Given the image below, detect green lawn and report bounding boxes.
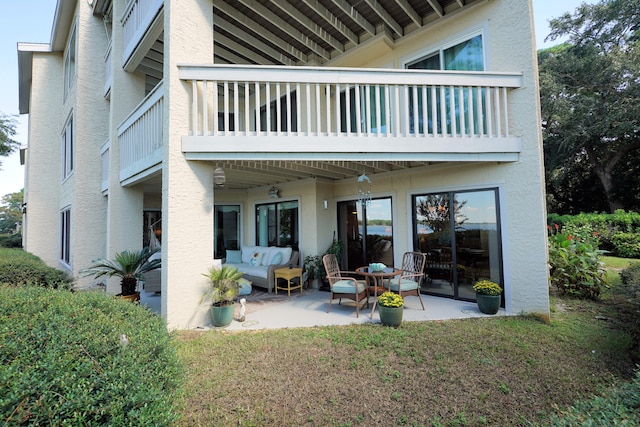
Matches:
[175,258,639,426]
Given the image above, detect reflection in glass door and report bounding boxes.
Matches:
[413,189,502,303]
[338,197,394,271]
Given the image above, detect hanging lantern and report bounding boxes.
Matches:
[213,166,226,188]
[357,172,372,207]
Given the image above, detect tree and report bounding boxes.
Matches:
[0,190,24,234]
[539,0,640,213]
[0,113,19,169]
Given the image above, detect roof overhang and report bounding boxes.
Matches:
[17,43,51,114]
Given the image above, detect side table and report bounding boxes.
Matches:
[274,267,303,296]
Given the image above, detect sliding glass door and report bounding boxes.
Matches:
[338,197,394,271]
[413,188,502,303]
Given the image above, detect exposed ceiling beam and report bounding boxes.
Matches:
[456,0,465,7]
[427,0,444,18]
[234,0,332,61]
[395,0,422,27]
[329,0,376,37]
[300,0,359,46]
[214,44,256,64]
[214,18,297,65]
[364,0,403,36]
[214,32,280,65]
[215,2,309,64]
[269,1,345,54]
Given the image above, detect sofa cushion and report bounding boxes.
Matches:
[264,247,293,266]
[226,262,268,279]
[249,252,264,266]
[241,246,256,263]
[226,250,242,263]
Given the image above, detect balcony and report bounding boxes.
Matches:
[121,0,163,71]
[179,64,523,162]
[118,82,164,184]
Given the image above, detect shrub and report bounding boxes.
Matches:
[0,234,22,248]
[472,280,503,296]
[547,210,640,257]
[620,262,640,308]
[548,228,608,299]
[0,248,74,289]
[611,232,640,258]
[0,285,182,425]
[541,369,640,426]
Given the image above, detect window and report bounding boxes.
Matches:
[215,205,241,258]
[63,22,77,98]
[407,34,485,135]
[60,208,71,265]
[255,201,298,248]
[61,115,74,180]
[412,188,502,303]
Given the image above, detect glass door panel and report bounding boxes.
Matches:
[214,205,240,259]
[338,197,394,271]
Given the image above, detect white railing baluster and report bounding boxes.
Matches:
[202,80,208,135]
[191,80,198,136]
[245,81,250,134]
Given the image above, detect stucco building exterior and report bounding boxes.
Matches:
[18,0,550,329]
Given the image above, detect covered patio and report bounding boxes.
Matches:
[139,287,506,331]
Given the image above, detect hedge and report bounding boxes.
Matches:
[547,210,640,257]
[0,286,182,426]
[0,248,74,289]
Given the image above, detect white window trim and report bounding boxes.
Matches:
[60,206,72,268]
[63,19,78,100]
[401,24,489,71]
[61,113,74,181]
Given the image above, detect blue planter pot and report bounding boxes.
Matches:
[476,294,501,315]
[210,303,235,327]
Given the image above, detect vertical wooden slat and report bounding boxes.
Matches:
[449,86,457,137]
[335,83,341,135]
[502,86,508,137]
[244,81,250,135]
[412,85,419,135]
[467,86,475,136]
[202,80,208,135]
[458,86,466,136]
[191,80,198,135]
[255,82,261,133]
[223,81,229,136]
[394,85,401,137]
[286,82,292,134]
[233,81,239,133]
[345,83,351,136]
[266,82,271,133]
[212,81,219,135]
[485,86,493,137]
[430,86,437,136]
[324,84,330,134]
[355,84,361,136]
[295,83,300,134]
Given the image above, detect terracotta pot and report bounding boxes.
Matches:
[116,292,140,303]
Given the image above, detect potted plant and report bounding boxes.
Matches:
[202,264,244,327]
[472,280,503,314]
[377,291,404,327]
[303,255,323,289]
[81,247,161,302]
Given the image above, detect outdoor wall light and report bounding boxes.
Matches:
[357,172,372,207]
[269,187,279,199]
[213,166,226,188]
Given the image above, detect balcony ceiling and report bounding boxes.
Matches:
[212,0,482,66]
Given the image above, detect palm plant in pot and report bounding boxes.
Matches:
[472,280,503,314]
[81,247,161,302]
[202,265,244,327]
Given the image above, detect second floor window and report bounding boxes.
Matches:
[64,23,77,98]
[61,115,74,180]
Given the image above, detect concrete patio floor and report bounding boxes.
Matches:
[138,289,508,331]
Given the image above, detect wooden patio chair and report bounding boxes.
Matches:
[389,251,427,310]
[322,254,369,317]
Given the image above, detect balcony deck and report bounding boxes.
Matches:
[180,64,523,162]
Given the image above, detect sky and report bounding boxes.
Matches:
[0,0,597,200]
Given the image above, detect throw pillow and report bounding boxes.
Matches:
[269,252,283,265]
[226,250,241,263]
[249,252,263,266]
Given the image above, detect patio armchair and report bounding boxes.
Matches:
[322,254,369,317]
[389,251,426,310]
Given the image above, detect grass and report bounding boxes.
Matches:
[175,258,639,426]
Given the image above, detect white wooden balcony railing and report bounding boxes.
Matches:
[179,64,523,159]
[118,82,163,183]
[121,0,163,67]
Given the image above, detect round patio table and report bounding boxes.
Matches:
[356,266,402,319]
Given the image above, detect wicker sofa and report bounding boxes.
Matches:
[224,246,299,293]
